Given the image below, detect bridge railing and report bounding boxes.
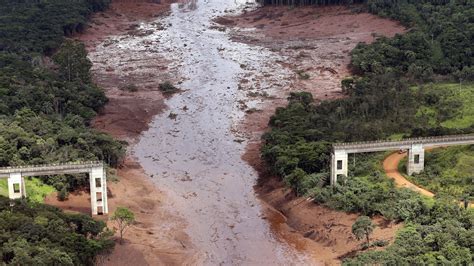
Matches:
[333,134,474,151]
[0,161,103,174]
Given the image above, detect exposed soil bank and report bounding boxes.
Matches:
[48,1,198,265]
[131,1,315,264]
[47,160,197,265]
[80,0,179,141]
[244,142,402,264]
[220,5,406,263]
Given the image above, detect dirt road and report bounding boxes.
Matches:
[383,152,435,197]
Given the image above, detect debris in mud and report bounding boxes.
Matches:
[151,22,166,30]
[245,108,262,114]
[128,28,155,37]
[304,230,315,239]
[213,17,235,26]
[247,91,269,98]
[180,172,193,182]
[103,39,119,47]
[159,81,180,95]
[168,112,178,120]
[316,66,338,75]
[120,83,138,92]
[296,70,310,80]
[182,192,197,199]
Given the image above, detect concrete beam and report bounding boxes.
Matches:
[0,161,108,216]
[333,134,474,154]
[330,134,474,185]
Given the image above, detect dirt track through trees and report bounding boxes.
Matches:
[383,152,435,197]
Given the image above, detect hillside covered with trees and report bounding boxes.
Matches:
[0,197,113,265]
[0,0,124,195]
[0,0,122,263]
[262,0,474,263]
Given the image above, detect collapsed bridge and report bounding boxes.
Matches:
[0,161,108,215]
[331,134,474,185]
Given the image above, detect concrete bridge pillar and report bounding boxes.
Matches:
[407,144,425,175]
[8,173,26,199]
[90,166,108,215]
[331,150,348,185]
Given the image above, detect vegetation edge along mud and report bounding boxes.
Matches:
[0,0,473,265]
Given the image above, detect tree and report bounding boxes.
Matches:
[352,216,375,246]
[111,207,135,244]
[52,40,92,83]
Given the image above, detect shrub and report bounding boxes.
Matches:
[159,81,178,94]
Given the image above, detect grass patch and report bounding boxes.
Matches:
[400,145,474,199]
[415,83,474,129]
[0,177,56,203]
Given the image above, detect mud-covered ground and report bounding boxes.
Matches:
[48,1,199,265]
[48,1,407,265]
[218,4,406,262]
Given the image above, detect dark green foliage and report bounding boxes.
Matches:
[53,40,93,83]
[0,196,114,265]
[0,0,124,190]
[355,0,474,80]
[0,2,118,262]
[159,81,179,94]
[0,0,110,54]
[307,154,430,221]
[345,218,474,265]
[262,1,474,263]
[262,1,474,195]
[405,145,474,199]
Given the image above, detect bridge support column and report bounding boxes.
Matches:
[8,173,26,199]
[90,166,108,215]
[331,150,348,185]
[408,144,425,175]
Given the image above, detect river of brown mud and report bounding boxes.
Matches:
[70,0,407,265]
[218,4,407,264]
[132,0,317,264]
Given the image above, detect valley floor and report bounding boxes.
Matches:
[47,1,409,264]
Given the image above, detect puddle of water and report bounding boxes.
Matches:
[133,0,309,264]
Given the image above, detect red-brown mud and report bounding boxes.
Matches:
[78,0,179,141]
[220,5,406,263]
[48,3,406,264]
[46,159,196,265]
[46,1,198,265]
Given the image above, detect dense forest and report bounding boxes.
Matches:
[0,197,113,265]
[0,0,124,195]
[0,0,121,263]
[262,0,474,263]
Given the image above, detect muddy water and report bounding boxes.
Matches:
[131,0,311,264]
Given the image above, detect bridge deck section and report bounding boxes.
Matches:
[0,161,103,178]
[333,134,474,154]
